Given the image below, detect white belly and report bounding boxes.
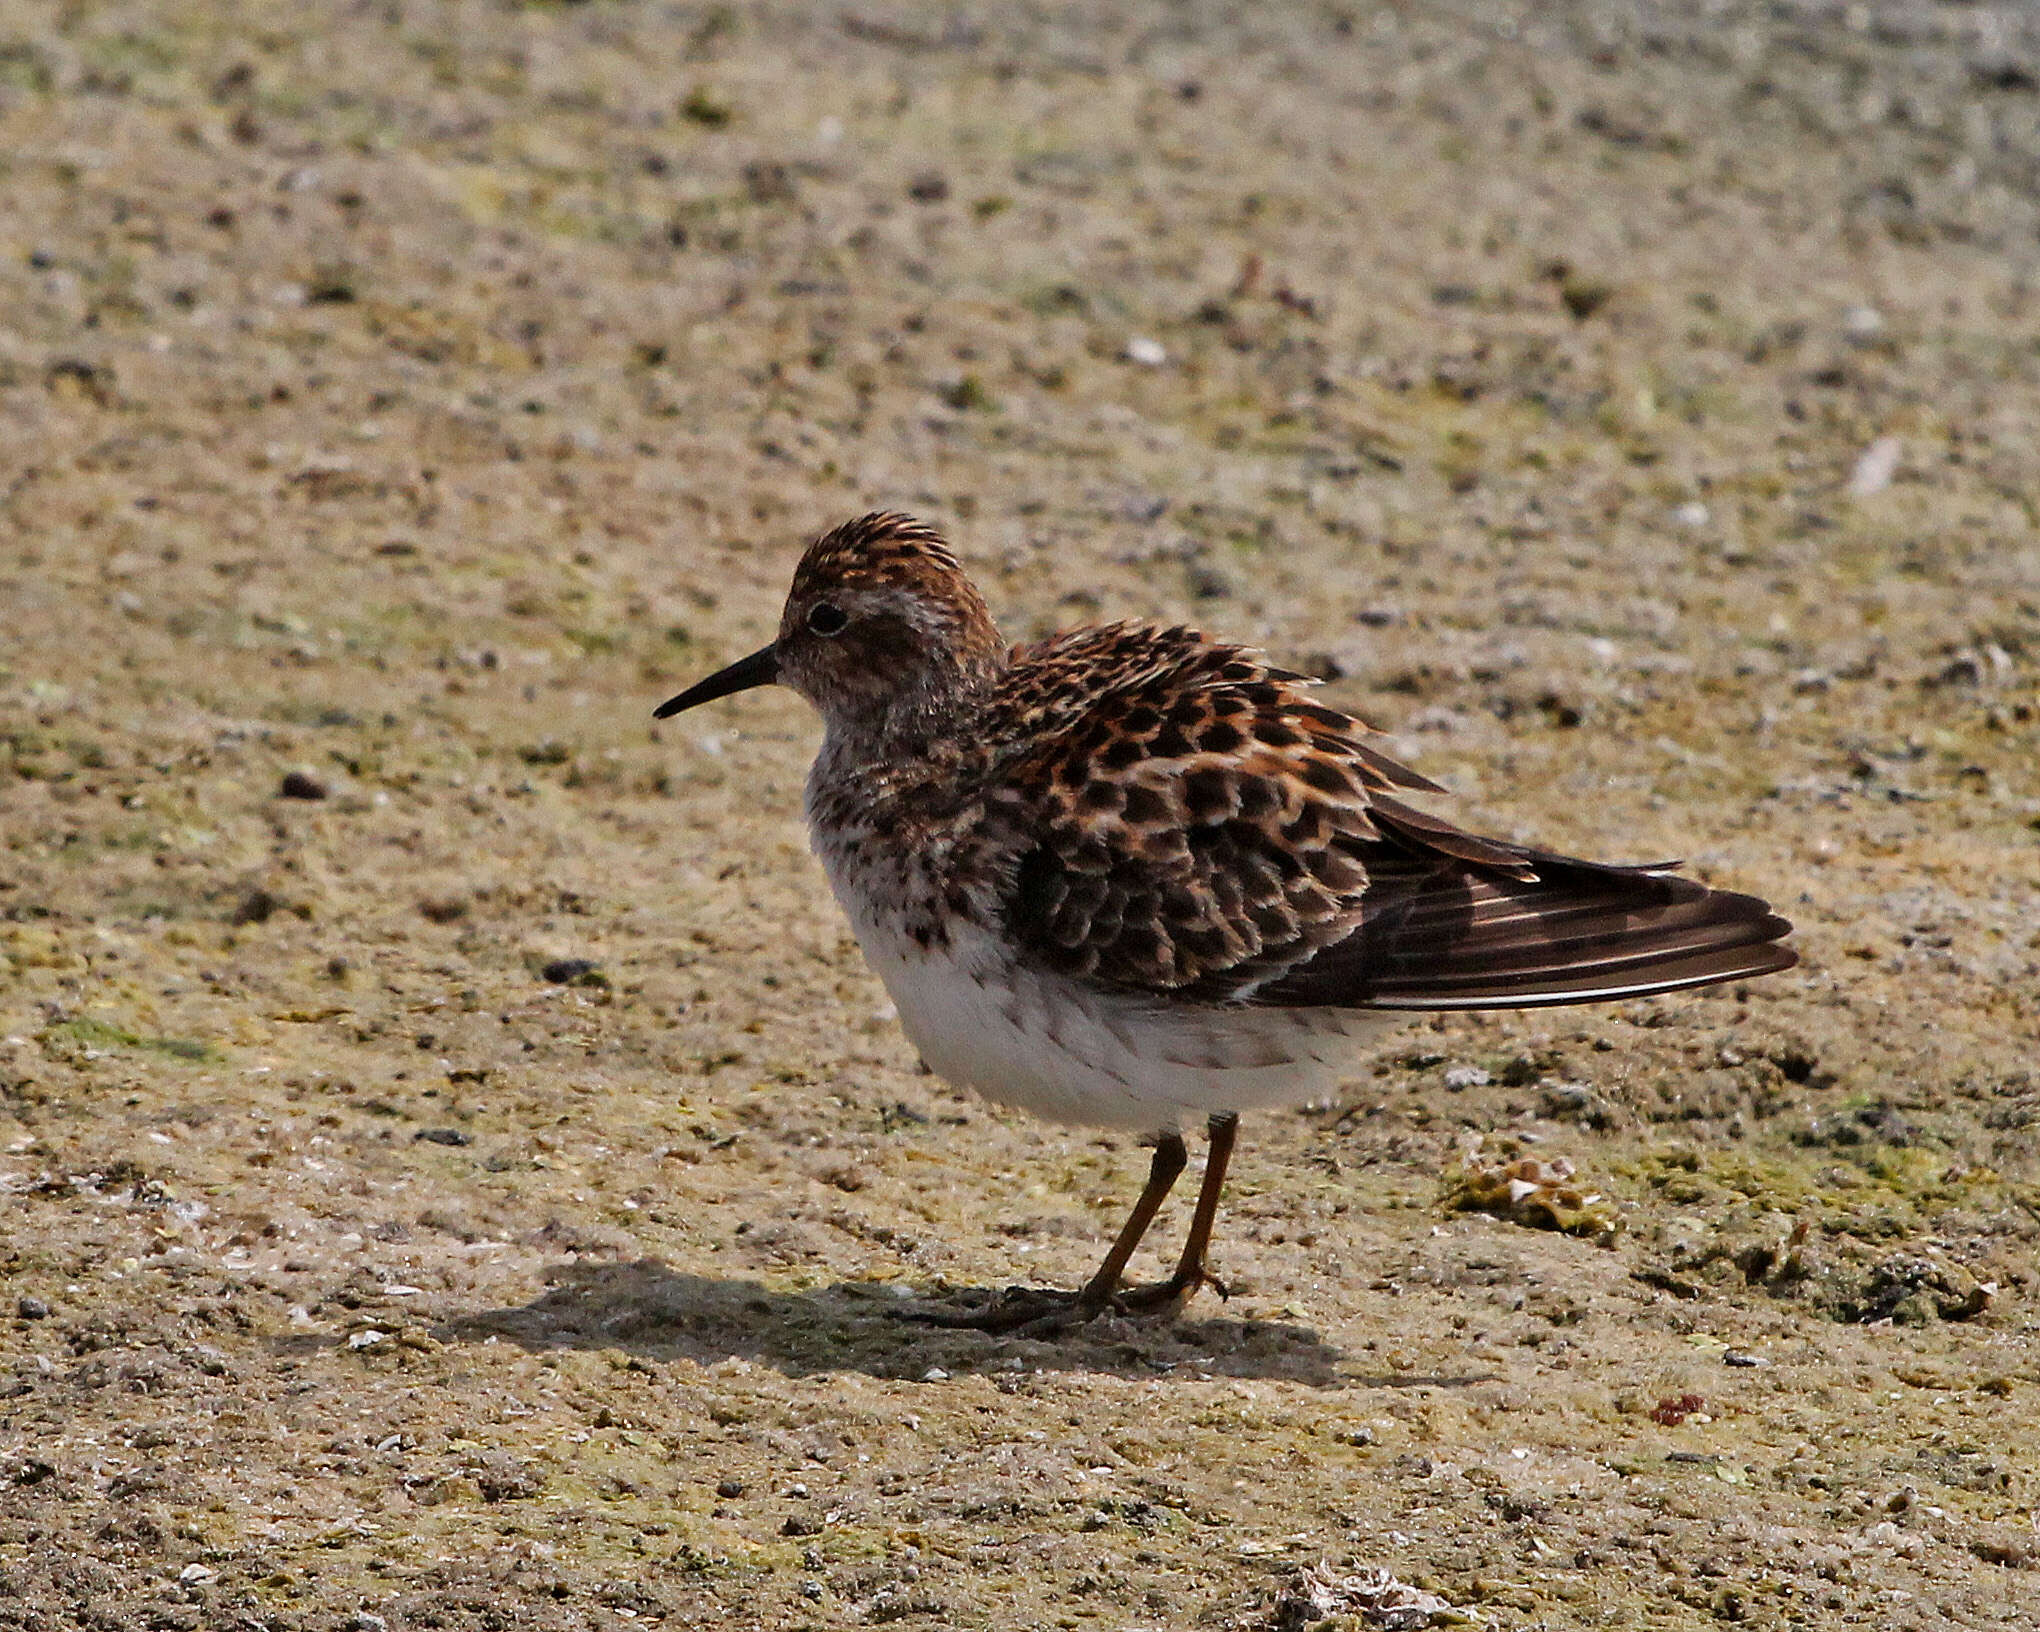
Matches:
[852,915,1393,1134]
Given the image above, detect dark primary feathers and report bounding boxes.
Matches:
[987,624,1795,1010]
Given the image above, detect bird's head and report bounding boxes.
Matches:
[655,513,1005,745]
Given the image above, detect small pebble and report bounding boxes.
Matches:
[1443,1065,1491,1091]
[1672,501,1711,529]
[1847,435,1902,498]
[540,957,600,985]
[278,770,328,800]
[1123,336,1167,366]
[922,1366,950,1382]
[17,1296,50,1320]
[414,1128,471,1147]
[716,1477,745,1499]
[1724,1349,1767,1367]
[1541,1081,1592,1113]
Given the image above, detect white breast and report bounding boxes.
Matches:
[806,756,1393,1134]
[845,908,1391,1134]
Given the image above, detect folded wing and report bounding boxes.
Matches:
[1254,797,1796,1009]
[988,630,1794,1010]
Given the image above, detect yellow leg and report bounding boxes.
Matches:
[1118,1113,1237,1312]
[1071,1129,1189,1313]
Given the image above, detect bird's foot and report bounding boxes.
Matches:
[895,1268,1227,1336]
[1113,1265,1230,1317]
[893,1284,1105,1336]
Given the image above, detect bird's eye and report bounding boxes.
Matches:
[806,601,848,637]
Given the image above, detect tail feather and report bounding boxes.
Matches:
[1255,802,1797,1010]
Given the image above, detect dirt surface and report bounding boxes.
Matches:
[4,2,2040,1627]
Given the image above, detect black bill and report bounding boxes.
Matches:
[653,643,780,718]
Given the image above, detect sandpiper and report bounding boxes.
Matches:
[657,514,1796,1331]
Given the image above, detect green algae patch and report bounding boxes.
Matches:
[1622,1141,1998,1240]
[1625,1141,2016,1324]
[36,1016,215,1064]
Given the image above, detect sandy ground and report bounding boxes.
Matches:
[3,1,2040,1627]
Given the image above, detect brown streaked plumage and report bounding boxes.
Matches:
[658,513,1797,1332]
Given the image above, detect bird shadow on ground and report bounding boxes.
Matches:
[435,1256,1418,1388]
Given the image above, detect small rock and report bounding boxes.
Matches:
[1858,1252,1993,1324]
[1271,1562,1475,1630]
[1672,500,1711,529]
[473,1450,547,1502]
[1972,54,2040,92]
[716,1477,745,1499]
[414,1128,471,1147]
[781,1513,824,1538]
[1922,647,2010,690]
[1847,435,1902,498]
[16,1296,50,1320]
[539,958,602,985]
[231,888,284,926]
[922,1366,949,1382]
[1443,1065,1491,1091]
[1558,273,1614,320]
[742,161,794,204]
[278,770,328,800]
[1723,1349,1767,1368]
[1123,336,1167,366]
[941,374,997,413]
[1842,305,1884,341]
[906,171,949,202]
[1539,1080,1609,1128]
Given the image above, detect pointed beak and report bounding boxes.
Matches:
[653,643,780,718]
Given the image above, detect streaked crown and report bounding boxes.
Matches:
[787,512,966,599]
[774,513,1006,740]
